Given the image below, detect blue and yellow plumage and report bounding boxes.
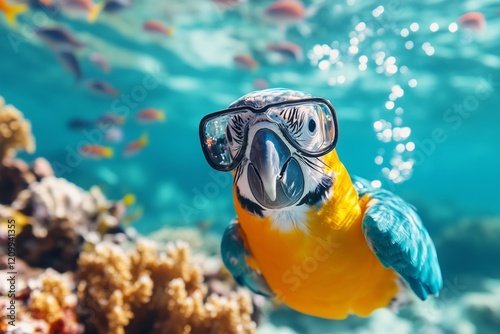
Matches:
[200,88,443,319]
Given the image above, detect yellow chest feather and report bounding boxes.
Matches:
[233,152,399,319]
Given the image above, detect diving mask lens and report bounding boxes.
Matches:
[200,98,338,171]
[267,101,337,156]
[201,114,235,171]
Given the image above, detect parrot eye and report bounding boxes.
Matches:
[308,118,317,134]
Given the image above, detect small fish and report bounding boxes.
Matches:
[67,118,95,131]
[234,54,258,70]
[86,79,119,97]
[0,0,28,25]
[89,52,110,73]
[122,193,136,206]
[56,49,82,81]
[263,0,306,24]
[88,0,132,22]
[263,0,320,35]
[253,78,269,90]
[102,0,131,13]
[267,41,304,62]
[58,0,101,21]
[458,12,486,32]
[98,112,125,126]
[143,20,175,36]
[104,127,123,143]
[123,132,148,157]
[136,108,165,123]
[80,144,113,158]
[0,208,30,235]
[35,26,85,50]
[196,220,213,232]
[61,0,94,11]
[122,205,143,226]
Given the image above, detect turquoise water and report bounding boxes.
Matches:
[1,0,499,330]
[2,1,499,232]
[2,1,499,233]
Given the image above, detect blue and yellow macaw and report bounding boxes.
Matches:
[199,88,442,319]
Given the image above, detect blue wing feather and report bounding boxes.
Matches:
[352,176,443,300]
[221,220,274,297]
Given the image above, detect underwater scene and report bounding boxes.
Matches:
[0,0,499,333]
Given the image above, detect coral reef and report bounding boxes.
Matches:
[0,96,35,163]
[0,98,129,272]
[0,100,260,334]
[0,264,81,333]
[9,176,127,272]
[77,240,256,334]
[147,226,220,256]
[0,158,36,205]
[1,241,260,334]
[27,268,82,333]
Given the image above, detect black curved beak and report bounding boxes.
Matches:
[247,128,304,209]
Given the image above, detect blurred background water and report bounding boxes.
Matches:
[1,0,499,332]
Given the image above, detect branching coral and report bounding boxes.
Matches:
[77,240,256,334]
[28,268,81,332]
[0,267,81,333]
[0,96,35,162]
[11,176,126,272]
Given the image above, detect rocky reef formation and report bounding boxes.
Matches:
[12,175,127,272]
[0,96,258,333]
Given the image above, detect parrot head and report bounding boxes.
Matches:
[200,89,339,224]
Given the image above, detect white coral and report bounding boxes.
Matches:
[12,176,111,238]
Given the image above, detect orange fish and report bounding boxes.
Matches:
[123,133,148,157]
[143,20,175,36]
[80,144,113,158]
[136,108,165,123]
[263,0,306,24]
[0,0,28,26]
[458,12,486,32]
[234,54,258,70]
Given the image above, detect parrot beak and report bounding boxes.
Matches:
[247,128,304,209]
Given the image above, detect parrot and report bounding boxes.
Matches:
[198,88,443,319]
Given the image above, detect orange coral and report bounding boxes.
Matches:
[77,240,256,334]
